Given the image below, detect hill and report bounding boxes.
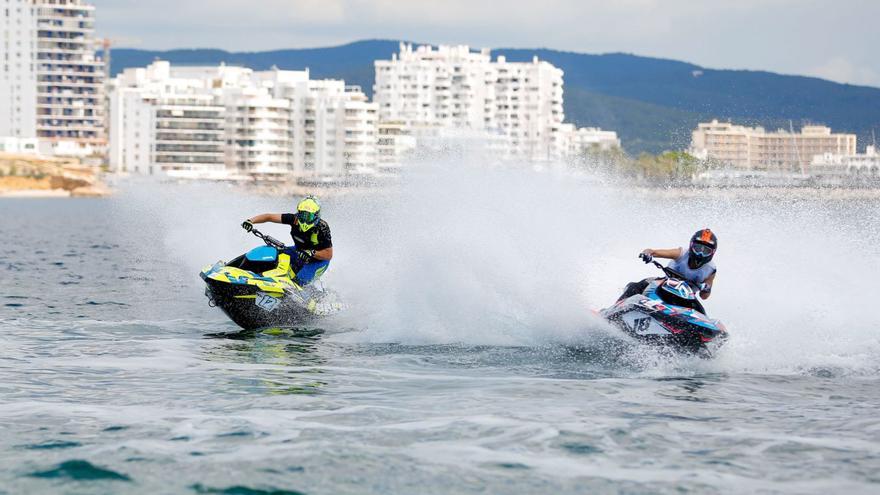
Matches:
[109,40,880,154]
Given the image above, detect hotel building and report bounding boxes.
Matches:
[691,120,857,172]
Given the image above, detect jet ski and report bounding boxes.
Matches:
[200,226,343,330]
[598,257,728,357]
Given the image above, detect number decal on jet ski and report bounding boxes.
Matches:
[255,292,280,312]
[632,317,651,334]
[622,311,670,336]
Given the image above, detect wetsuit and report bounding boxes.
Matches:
[280,214,332,285]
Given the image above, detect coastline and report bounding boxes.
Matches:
[0,152,111,198]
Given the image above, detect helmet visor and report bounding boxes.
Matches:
[297,210,318,225]
[690,242,715,259]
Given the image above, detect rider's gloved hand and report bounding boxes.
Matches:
[297,249,315,264]
[639,251,653,263]
[242,220,254,232]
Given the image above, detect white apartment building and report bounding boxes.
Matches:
[374,44,497,132]
[109,61,378,178]
[1,0,37,140]
[494,55,564,161]
[691,119,857,172]
[223,88,293,175]
[812,145,880,177]
[276,79,378,176]
[374,43,599,162]
[1,0,105,155]
[109,61,227,176]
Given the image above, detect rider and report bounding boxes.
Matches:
[241,195,333,288]
[618,228,718,311]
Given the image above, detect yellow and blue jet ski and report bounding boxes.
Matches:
[200,227,343,329]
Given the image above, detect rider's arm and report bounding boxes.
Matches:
[248,213,282,224]
[700,272,716,300]
[313,247,333,261]
[642,247,683,260]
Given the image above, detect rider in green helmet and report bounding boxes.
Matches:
[242,195,333,286]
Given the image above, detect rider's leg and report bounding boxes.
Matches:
[294,259,330,286]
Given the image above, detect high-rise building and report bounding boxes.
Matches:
[374,44,497,132]
[1,0,38,139]
[494,55,563,161]
[691,120,857,172]
[374,43,573,162]
[278,79,378,177]
[223,88,294,175]
[109,61,227,176]
[1,0,105,155]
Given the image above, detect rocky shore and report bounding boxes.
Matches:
[0,153,110,197]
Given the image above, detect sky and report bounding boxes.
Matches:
[91,0,880,87]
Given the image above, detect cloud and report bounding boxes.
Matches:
[90,0,880,86]
[811,57,880,87]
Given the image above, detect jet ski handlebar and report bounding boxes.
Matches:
[648,259,687,281]
[639,254,685,280]
[248,227,287,250]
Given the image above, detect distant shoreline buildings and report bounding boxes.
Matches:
[7,1,874,186]
[104,43,620,178]
[109,61,378,178]
[812,145,880,178]
[690,119,857,172]
[374,44,619,164]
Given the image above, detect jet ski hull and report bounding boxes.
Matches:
[202,274,316,330]
[200,251,342,330]
[599,282,728,357]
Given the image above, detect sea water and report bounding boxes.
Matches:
[1,163,879,494]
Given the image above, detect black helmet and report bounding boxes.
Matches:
[688,228,717,268]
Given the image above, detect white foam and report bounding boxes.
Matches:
[109,157,880,376]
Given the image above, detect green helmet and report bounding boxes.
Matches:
[295,195,321,232]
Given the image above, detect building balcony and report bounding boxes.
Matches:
[38,69,101,78]
[156,158,225,166]
[37,81,103,90]
[37,99,101,107]
[36,46,97,56]
[38,4,96,14]
[155,150,224,156]
[36,24,95,34]
[37,123,102,131]
[38,38,91,49]
[156,116,224,124]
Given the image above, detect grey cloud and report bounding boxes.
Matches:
[91,0,880,86]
